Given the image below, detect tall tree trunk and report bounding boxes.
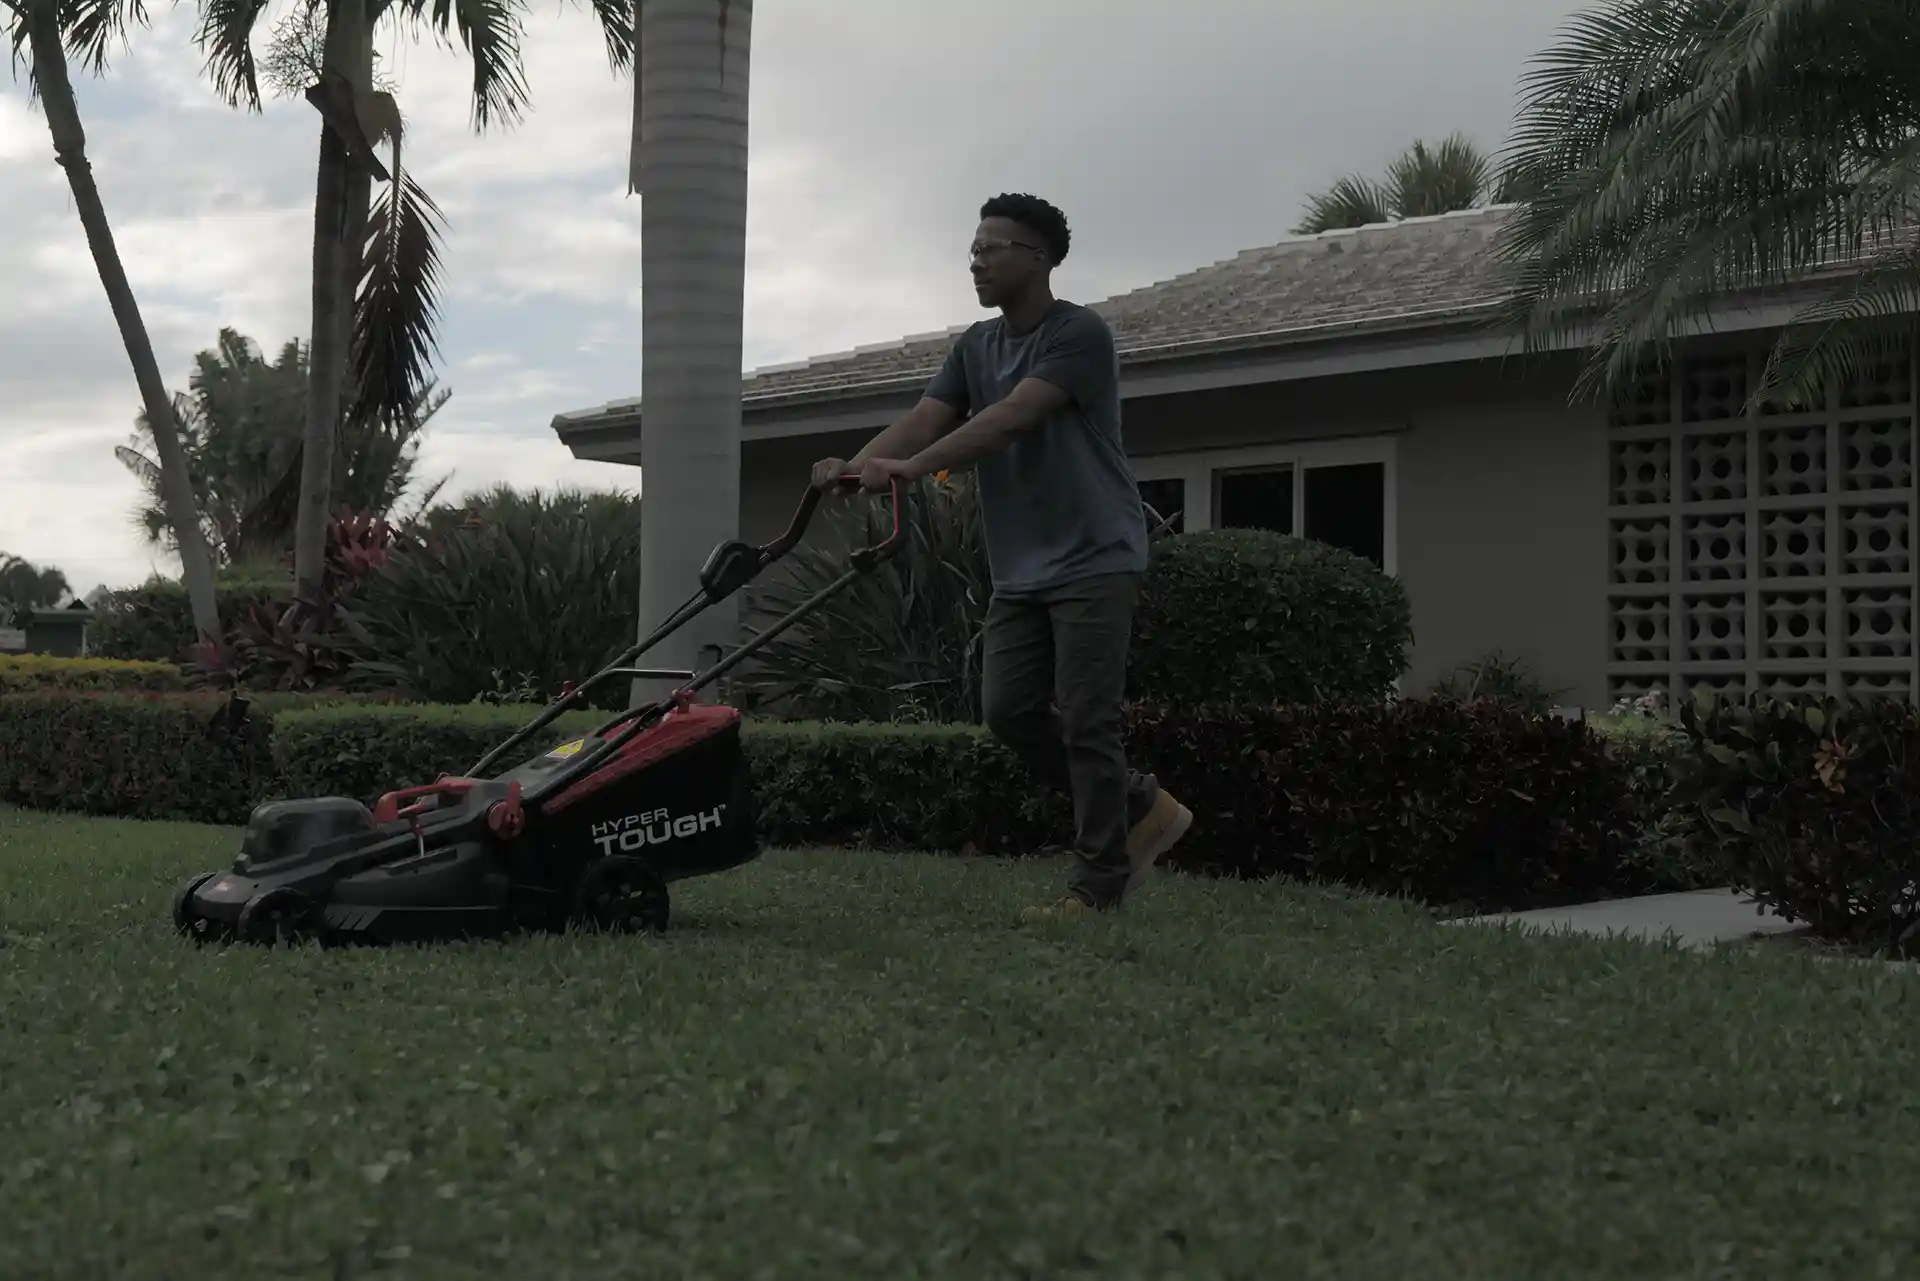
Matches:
[294,0,374,604]
[24,0,223,657]
[630,0,751,705]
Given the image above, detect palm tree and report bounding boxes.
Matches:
[190,0,634,605]
[0,553,72,611]
[114,326,450,571]
[628,0,751,704]
[1293,132,1535,234]
[4,0,225,654]
[1492,0,1920,411]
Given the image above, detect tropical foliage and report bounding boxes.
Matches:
[1494,0,1920,411]
[342,485,649,707]
[1293,132,1534,234]
[114,327,449,571]
[0,554,71,611]
[733,474,994,724]
[187,0,634,599]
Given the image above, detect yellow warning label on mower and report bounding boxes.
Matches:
[546,738,586,759]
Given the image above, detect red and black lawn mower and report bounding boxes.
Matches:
[171,476,902,947]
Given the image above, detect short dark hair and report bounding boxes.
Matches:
[979,192,1071,264]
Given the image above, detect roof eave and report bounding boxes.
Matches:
[551,301,1514,444]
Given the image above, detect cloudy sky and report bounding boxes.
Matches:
[0,0,1590,595]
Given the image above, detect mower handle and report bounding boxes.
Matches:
[760,472,906,565]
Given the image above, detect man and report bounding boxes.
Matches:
[810,192,1192,921]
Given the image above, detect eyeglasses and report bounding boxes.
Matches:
[969,236,1044,262]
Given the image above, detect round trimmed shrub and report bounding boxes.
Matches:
[1129,529,1411,705]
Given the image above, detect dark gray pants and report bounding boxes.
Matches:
[980,572,1157,907]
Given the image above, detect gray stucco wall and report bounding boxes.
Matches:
[724,352,1610,708]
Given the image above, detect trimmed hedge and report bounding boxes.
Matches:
[1678,691,1920,955]
[0,692,276,825]
[1126,699,1637,908]
[0,654,190,693]
[3,689,1654,912]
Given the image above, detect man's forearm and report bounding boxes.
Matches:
[902,401,1032,477]
[851,415,940,468]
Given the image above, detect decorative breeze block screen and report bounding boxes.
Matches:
[1606,342,1918,705]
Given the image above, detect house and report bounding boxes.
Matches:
[551,206,1918,711]
[1,599,94,658]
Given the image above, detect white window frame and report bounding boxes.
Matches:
[1132,435,1400,576]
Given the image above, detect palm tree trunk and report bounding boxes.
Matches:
[630,0,751,705]
[24,0,222,655]
[294,0,374,603]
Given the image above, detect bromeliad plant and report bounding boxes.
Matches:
[189,511,394,690]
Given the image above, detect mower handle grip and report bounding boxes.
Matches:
[760,473,907,565]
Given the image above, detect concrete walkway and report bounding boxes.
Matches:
[1446,888,1920,971]
[1444,888,1801,950]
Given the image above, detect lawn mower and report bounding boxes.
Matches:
[171,475,903,947]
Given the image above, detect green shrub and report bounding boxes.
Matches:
[1428,652,1566,715]
[1587,711,1721,893]
[88,576,291,663]
[1130,530,1411,706]
[340,486,646,709]
[1127,698,1636,910]
[0,692,275,824]
[0,654,189,693]
[1678,691,1920,954]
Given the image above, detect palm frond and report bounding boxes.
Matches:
[1491,0,1920,409]
[1756,231,1920,411]
[114,442,160,488]
[58,0,149,77]
[409,0,531,129]
[580,0,631,72]
[193,0,271,110]
[348,167,447,433]
[1384,133,1493,218]
[1292,175,1391,235]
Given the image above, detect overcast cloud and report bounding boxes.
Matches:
[0,0,1590,594]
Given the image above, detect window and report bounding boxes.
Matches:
[1303,462,1386,568]
[1216,466,1293,533]
[1131,436,1398,574]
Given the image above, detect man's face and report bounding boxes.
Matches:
[969,216,1048,308]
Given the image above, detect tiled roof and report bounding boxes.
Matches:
[555,205,1523,430]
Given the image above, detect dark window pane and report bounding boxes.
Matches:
[1303,462,1385,567]
[1216,467,1293,533]
[1138,478,1185,534]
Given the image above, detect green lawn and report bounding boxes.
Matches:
[3,806,1919,1280]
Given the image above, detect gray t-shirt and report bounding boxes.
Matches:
[924,300,1149,596]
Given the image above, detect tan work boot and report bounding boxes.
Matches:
[1125,786,1193,892]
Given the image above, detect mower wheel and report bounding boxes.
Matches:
[571,856,670,934]
[236,887,319,946]
[172,871,220,942]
